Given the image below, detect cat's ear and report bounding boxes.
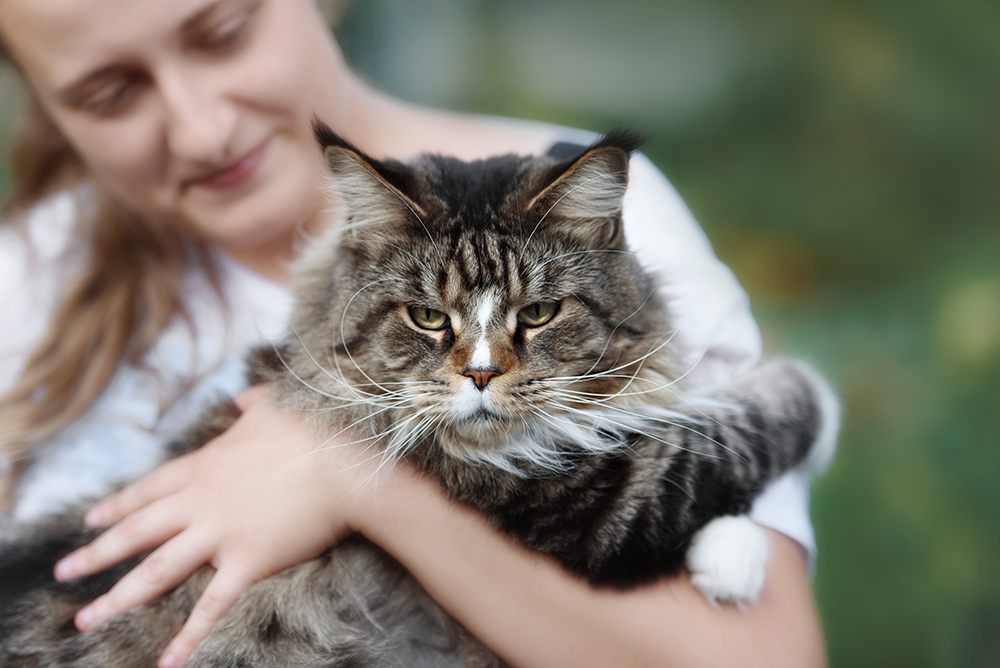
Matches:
[313,119,426,246]
[525,131,642,247]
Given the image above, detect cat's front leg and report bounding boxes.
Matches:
[685,514,770,608]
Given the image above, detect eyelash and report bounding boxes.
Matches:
[80,77,141,115]
[200,10,254,50]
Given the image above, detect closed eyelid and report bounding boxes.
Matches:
[57,67,140,109]
[53,1,261,110]
[182,0,261,46]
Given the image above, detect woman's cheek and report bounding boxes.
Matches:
[67,115,168,210]
[235,4,331,124]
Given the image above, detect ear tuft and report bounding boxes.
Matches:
[594,128,645,156]
[312,118,426,245]
[312,117,367,155]
[525,130,643,246]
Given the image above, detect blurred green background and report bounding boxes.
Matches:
[2,1,998,665]
[340,2,1000,666]
[338,5,1000,663]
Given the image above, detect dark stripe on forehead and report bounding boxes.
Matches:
[475,234,504,286]
[450,246,476,292]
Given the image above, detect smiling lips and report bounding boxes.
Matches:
[192,138,269,191]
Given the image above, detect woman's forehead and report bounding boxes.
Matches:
[0,0,225,87]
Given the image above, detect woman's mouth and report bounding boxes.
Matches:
[192,138,270,191]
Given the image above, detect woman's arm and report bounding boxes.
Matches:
[60,390,825,668]
[361,464,826,668]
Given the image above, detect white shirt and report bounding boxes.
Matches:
[0,150,815,559]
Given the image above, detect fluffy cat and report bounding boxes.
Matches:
[0,125,838,667]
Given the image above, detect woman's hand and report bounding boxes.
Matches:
[53,386,385,668]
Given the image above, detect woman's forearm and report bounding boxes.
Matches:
[357,468,826,668]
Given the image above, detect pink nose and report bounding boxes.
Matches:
[463,368,501,391]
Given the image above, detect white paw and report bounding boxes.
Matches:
[686,515,769,608]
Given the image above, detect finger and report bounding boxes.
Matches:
[86,455,195,527]
[157,569,252,668]
[56,496,185,581]
[74,531,211,632]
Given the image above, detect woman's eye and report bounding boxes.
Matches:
[408,306,450,331]
[201,16,251,49]
[79,79,139,115]
[199,3,260,51]
[517,301,559,327]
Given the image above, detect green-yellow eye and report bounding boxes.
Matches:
[408,306,450,330]
[517,301,559,327]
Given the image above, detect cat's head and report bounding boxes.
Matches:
[284,123,677,474]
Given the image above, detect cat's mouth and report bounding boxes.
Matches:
[456,408,507,425]
[446,408,510,442]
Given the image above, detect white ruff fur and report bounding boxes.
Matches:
[436,399,695,477]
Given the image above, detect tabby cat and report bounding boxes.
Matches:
[0,125,838,667]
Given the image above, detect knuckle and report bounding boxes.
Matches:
[195,591,229,620]
[117,516,143,543]
[140,552,167,586]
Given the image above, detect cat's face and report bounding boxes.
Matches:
[289,128,672,472]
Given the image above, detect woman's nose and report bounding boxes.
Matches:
[158,70,237,164]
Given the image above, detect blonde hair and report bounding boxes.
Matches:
[0,85,207,512]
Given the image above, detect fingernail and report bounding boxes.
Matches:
[76,606,94,629]
[159,653,177,668]
[84,507,104,526]
[54,558,74,581]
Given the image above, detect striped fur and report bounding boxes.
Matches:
[0,128,837,667]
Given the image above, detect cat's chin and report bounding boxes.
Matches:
[448,410,509,437]
[437,414,514,457]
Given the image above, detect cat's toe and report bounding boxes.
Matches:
[686,515,769,607]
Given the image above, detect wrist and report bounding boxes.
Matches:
[349,462,442,544]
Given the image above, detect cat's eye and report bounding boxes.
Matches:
[408,306,450,330]
[517,301,559,327]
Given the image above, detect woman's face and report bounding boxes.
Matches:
[0,0,339,252]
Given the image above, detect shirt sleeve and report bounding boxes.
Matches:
[621,153,816,560]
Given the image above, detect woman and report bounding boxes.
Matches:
[0,1,825,666]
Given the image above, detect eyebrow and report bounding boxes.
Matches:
[54,0,245,103]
